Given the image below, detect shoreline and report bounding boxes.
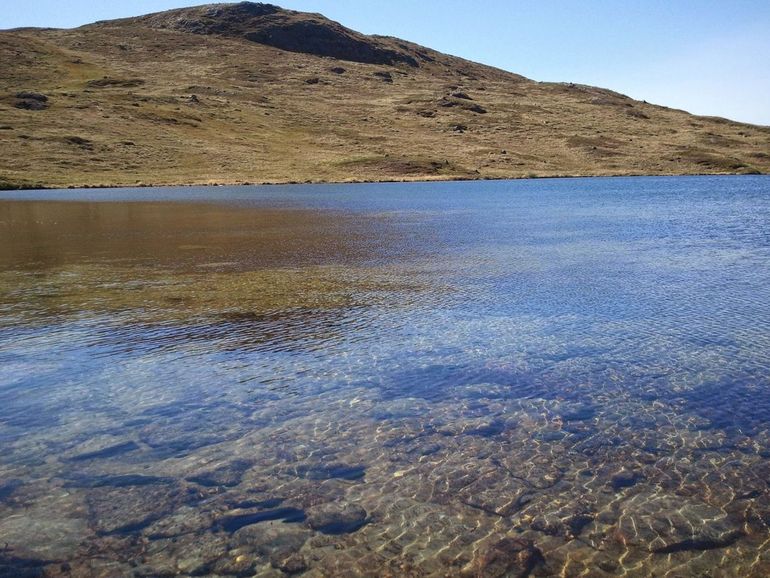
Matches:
[0,170,765,192]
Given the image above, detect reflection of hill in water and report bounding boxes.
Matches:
[0,200,391,271]
[0,199,440,371]
[96,307,370,357]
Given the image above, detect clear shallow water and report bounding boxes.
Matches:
[1,176,770,577]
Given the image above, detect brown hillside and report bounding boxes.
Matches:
[1,1,768,189]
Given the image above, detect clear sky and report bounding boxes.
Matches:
[4,1,769,126]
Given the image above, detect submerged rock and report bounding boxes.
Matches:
[465,418,508,438]
[140,532,230,577]
[463,537,544,578]
[566,512,595,538]
[144,505,214,539]
[613,493,744,555]
[211,553,258,577]
[0,479,22,502]
[233,522,312,559]
[65,473,174,488]
[610,470,641,491]
[293,462,365,481]
[86,485,189,535]
[218,507,307,532]
[67,440,140,462]
[560,404,597,422]
[530,516,563,536]
[0,554,47,578]
[138,409,245,455]
[652,530,744,554]
[0,497,89,561]
[306,503,368,535]
[187,459,253,487]
[273,553,307,574]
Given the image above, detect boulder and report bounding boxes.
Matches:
[306,503,368,534]
[614,493,744,554]
[463,537,544,578]
[232,522,311,557]
[15,91,47,102]
[14,98,47,111]
[187,459,252,487]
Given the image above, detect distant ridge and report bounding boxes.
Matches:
[1,2,768,189]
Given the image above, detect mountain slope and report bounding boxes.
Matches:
[1,2,768,189]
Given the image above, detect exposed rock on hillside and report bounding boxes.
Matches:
[103,2,421,66]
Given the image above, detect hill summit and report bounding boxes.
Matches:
[1,2,768,188]
[101,2,423,66]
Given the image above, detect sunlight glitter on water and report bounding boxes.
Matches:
[1,176,770,576]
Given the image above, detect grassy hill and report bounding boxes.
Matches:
[1,1,768,189]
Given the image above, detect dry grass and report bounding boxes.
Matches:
[1,5,769,189]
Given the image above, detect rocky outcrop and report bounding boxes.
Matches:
[102,2,419,66]
[13,91,48,110]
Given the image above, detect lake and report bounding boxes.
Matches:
[1,175,770,577]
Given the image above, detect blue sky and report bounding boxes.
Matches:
[4,1,769,125]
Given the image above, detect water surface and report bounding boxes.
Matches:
[1,176,770,577]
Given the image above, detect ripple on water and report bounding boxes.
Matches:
[1,177,770,575]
